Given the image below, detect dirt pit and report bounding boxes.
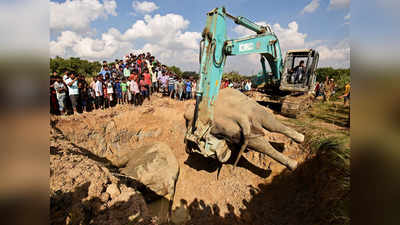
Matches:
[51,94,345,225]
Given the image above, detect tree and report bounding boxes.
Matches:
[168,65,182,77]
[222,71,247,82]
[182,71,199,80]
[316,67,350,97]
[50,57,101,77]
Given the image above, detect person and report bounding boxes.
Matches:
[143,68,151,100]
[114,78,122,105]
[130,76,141,106]
[228,80,234,88]
[88,79,96,110]
[151,69,158,94]
[121,78,128,104]
[103,77,109,108]
[339,82,351,106]
[78,74,90,112]
[223,79,229,89]
[324,76,333,103]
[244,80,252,91]
[160,71,168,94]
[63,71,69,83]
[145,58,156,94]
[50,76,59,114]
[95,75,104,109]
[127,78,132,103]
[185,79,192,100]
[53,76,67,115]
[90,77,98,109]
[100,66,109,80]
[156,69,162,93]
[65,73,80,114]
[123,66,130,78]
[192,80,196,99]
[168,75,176,99]
[139,78,148,103]
[177,78,184,101]
[290,60,306,83]
[106,78,114,104]
[314,81,321,100]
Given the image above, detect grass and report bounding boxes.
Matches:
[281,100,351,224]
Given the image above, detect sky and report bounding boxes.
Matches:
[49,0,350,75]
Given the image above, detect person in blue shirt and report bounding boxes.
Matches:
[185,79,192,100]
[114,78,122,104]
[99,67,108,80]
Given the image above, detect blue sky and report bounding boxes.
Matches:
[50,0,350,74]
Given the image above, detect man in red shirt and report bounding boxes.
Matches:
[130,72,136,81]
[143,68,152,101]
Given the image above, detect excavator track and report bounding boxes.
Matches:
[280,93,313,118]
[245,91,313,118]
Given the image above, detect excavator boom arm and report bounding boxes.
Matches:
[188,7,284,156]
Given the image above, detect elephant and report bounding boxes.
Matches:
[184,88,304,171]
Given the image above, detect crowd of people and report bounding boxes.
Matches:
[50,52,198,115]
[314,76,350,106]
[220,79,253,91]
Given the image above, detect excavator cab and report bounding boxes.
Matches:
[279,49,319,93]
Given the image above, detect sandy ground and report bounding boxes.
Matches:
[51,92,310,224]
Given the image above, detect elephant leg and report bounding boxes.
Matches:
[233,138,248,169]
[248,136,298,170]
[233,119,251,169]
[261,116,304,143]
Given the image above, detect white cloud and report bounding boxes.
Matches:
[104,0,117,16]
[117,13,201,70]
[119,14,190,41]
[329,0,350,9]
[233,21,307,50]
[50,0,117,32]
[301,0,320,14]
[273,22,308,50]
[132,1,159,13]
[50,13,202,71]
[316,39,350,68]
[50,29,133,60]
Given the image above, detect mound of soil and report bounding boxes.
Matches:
[50,127,157,225]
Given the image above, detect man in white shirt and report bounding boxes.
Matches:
[53,76,67,114]
[123,66,130,78]
[95,75,104,109]
[65,73,80,113]
[63,71,69,83]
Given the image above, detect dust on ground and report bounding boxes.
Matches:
[50,92,350,225]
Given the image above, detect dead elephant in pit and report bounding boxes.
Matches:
[111,142,179,221]
[184,88,304,171]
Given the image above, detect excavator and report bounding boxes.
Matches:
[184,7,318,170]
